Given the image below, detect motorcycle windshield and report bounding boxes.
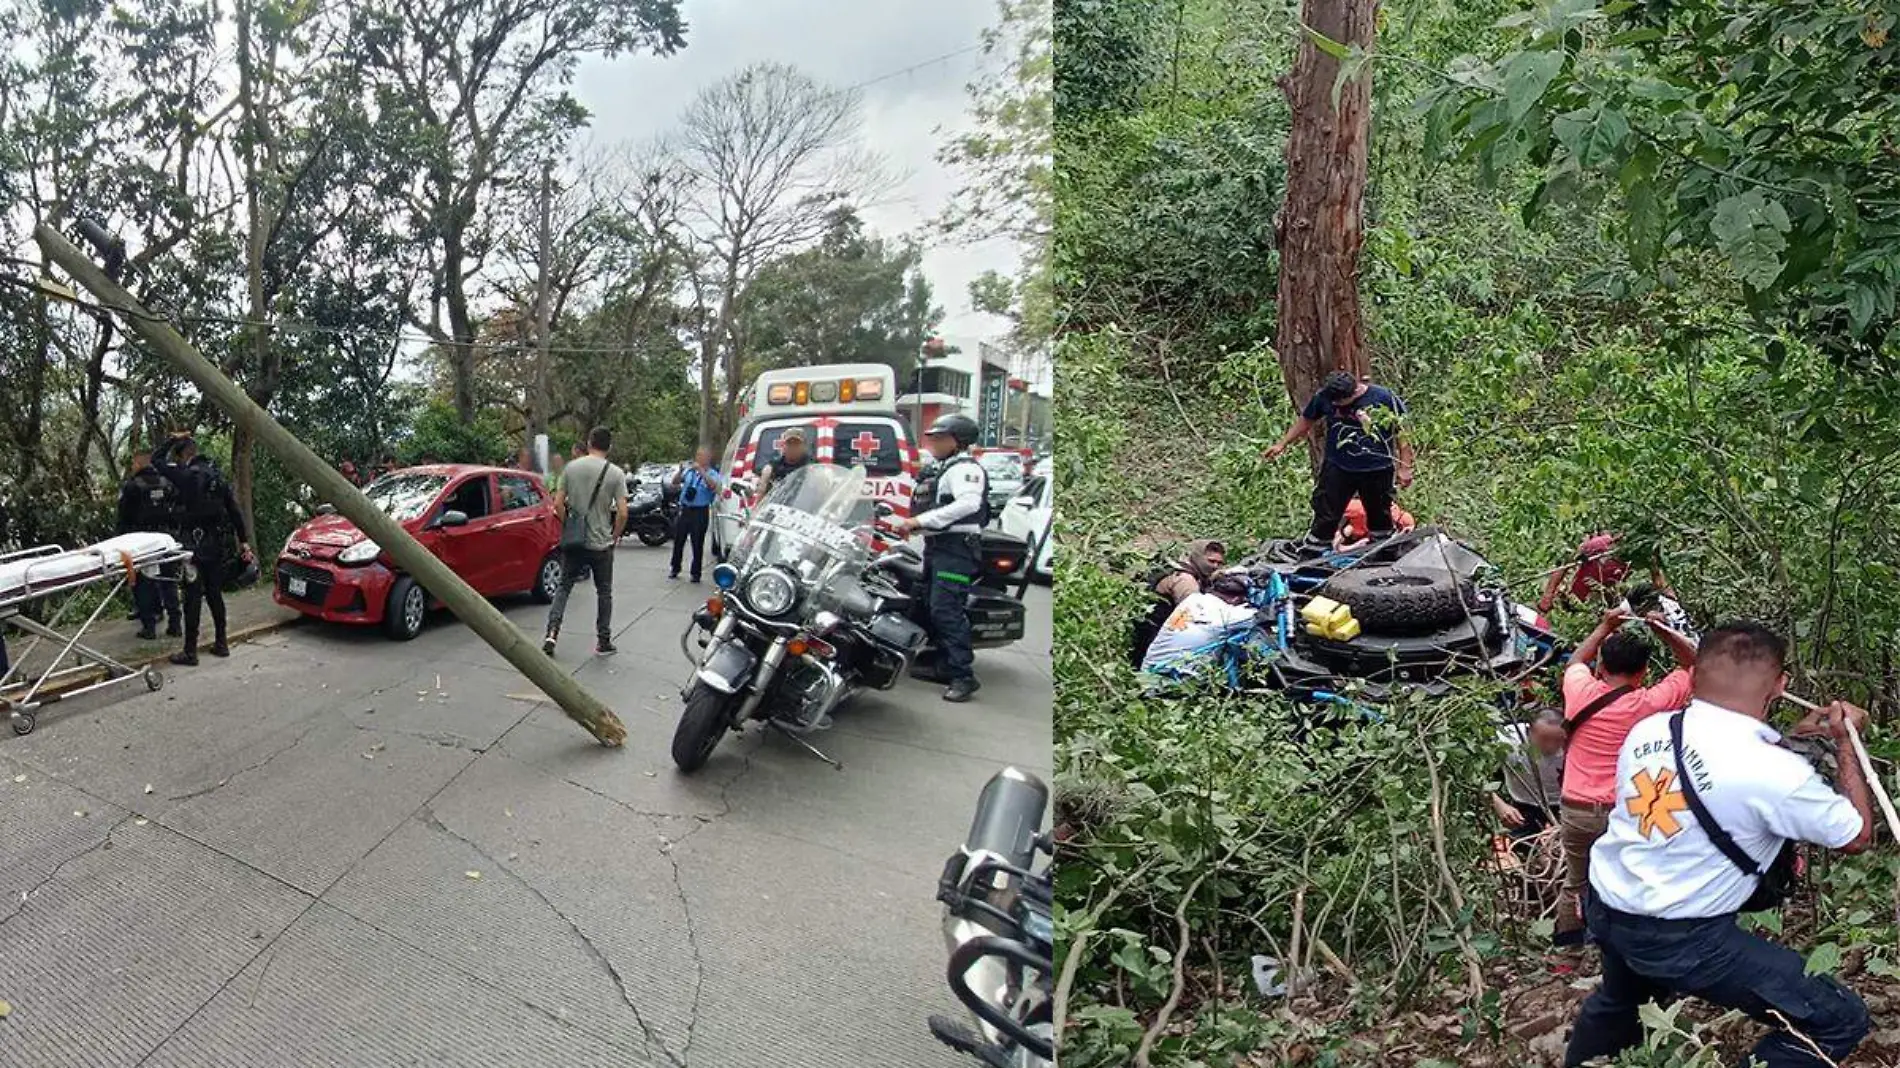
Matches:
[730,464,875,584]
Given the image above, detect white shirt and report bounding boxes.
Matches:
[1590,699,1863,919]
[1140,593,1256,674]
[1618,593,1698,644]
[917,457,988,534]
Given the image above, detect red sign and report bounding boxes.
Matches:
[849,430,881,463]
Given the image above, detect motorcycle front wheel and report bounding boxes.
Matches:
[636,521,670,547]
[672,684,735,773]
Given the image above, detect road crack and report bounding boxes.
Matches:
[166,717,325,802]
[646,814,707,1065]
[0,814,132,929]
[421,810,687,1068]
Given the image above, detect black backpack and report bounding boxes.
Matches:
[131,469,179,530]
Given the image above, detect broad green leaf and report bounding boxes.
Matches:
[1848,286,1877,334]
[1502,49,1565,121]
[1710,192,1791,289]
[1304,24,1350,60]
[1637,998,1681,1036]
[1805,942,1843,975]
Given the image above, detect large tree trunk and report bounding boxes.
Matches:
[1274,0,1378,419]
[445,236,478,423]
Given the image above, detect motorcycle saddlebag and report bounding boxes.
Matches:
[868,612,930,654]
[968,590,1027,646]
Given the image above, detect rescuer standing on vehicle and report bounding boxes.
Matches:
[1261,370,1414,549]
[117,447,183,641]
[898,413,990,703]
[153,432,253,666]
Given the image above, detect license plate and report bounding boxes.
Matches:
[287,577,307,596]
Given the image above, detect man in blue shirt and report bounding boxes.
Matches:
[669,446,724,582]
[1262,370,1414,547]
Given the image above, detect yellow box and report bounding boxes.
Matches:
[1301,596,1360,641]
[1300,596,1350,630]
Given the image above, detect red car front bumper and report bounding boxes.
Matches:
[273,557,396,625]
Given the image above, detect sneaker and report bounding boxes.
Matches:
[541,634,557,657]
[667,570,680,581]
[165,621,182,638]
[209,642,230,658]
[137,626,158,641]
[943,677,981,703]
[596,638,617,656]
[690,575,702,584]
[169,651,199,667]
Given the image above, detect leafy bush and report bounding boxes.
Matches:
[398,400,512,466]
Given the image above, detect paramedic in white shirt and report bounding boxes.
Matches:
[1140,573,1258,679]
[1564,622,1875,1068]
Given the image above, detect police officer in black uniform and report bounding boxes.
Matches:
[897,413,991,703]
[153,433,254,666]
[117,447,183,640]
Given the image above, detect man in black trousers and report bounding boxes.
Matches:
[669,445,723,583]
[152,433,253,665]
[1261,370,1414,550]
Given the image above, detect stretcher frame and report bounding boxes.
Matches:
[1,540,194,736]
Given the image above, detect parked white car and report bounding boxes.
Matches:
[999,469,1053,580]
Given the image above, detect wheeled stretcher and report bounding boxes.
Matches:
[1,532,195,736]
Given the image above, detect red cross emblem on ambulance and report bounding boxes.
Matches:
[849,430,881,464]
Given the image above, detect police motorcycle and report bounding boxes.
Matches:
[624,470,680,547]
[672,463,928,773]
[927,767,1054,1068]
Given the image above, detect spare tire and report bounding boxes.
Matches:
[1320,567,1469,635]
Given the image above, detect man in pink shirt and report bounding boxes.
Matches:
[1553,608,1697,946]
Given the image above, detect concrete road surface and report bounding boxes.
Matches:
[0,543,1052,1067]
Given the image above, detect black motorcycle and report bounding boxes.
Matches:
[867,530,1032,650]
[625,476,679,547]
[928,767,1054,1068]
[672,464,928,772]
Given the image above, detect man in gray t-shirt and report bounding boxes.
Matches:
[543,426,628,657]
[1493,710,1566,838]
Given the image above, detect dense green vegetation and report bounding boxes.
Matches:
[1053,0,1900,1063]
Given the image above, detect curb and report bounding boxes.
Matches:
[20,612,305,700]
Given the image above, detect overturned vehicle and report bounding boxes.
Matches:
[1133,528,1567,704]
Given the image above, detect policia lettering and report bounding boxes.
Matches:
[905,413,990,703]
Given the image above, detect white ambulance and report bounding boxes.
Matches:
[712,364,920,558]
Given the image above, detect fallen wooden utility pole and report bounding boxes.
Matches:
[35,224,627,747]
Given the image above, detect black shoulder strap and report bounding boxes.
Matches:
[1564,685,1635,736]
[583,461,610,511]
[1669,711,1765,877]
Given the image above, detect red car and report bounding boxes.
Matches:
[274,465,566,640]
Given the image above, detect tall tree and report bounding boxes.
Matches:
[1275,0,1379,415]
[737,208,940,377]
[942,0,1055,355]
[672,62,889,442]
[357,0,687,423]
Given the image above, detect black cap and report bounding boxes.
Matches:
[925,413,980,448]
[1321,371,1357,399]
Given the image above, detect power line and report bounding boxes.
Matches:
[0,271,682,358]
[825,43,987,99]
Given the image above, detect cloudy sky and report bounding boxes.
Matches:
[573,0,1020,356]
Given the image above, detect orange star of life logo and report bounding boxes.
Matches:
[1627,767,1689,838]
[1166,607,1192,631]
